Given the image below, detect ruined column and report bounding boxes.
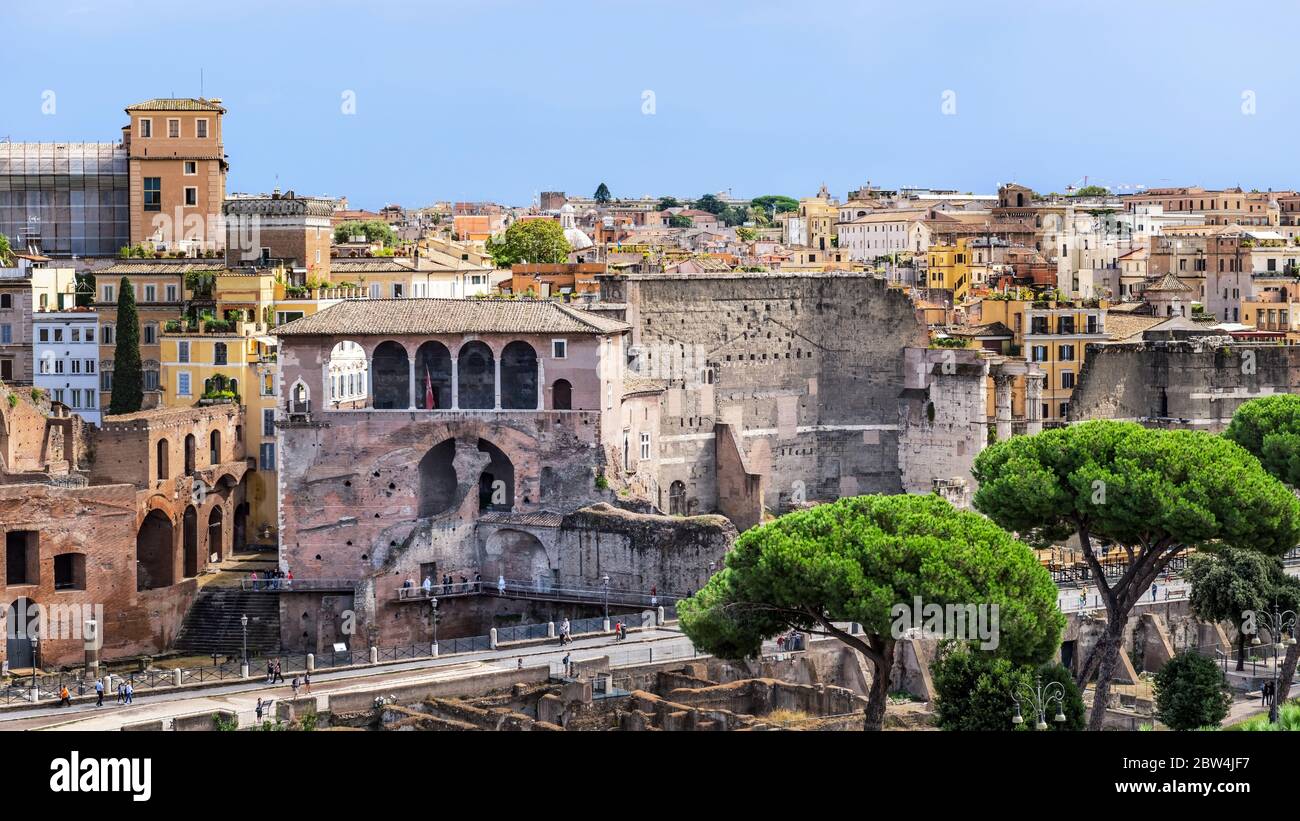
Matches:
[1026,372,1045,435]
[994,372,1013,441]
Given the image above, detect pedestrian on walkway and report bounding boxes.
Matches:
[59,685,71,707]
[497,574,506,595]
[422,576,432,597]
[250,571,259,591]
[1151,583,1158,601]
[303,671,311,695]
[256,698,264,721]
[273,659,284,684]
[124,683,134,704]
[95,679,104,707]
[562,653,572,677]
[517,657,524,670]
[285,569,293,590]
[116,681,125,704]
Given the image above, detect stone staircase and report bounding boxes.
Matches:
[174,588,282,657]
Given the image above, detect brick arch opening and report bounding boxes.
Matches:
[551,378,572,410]
[477,438,514,513]
[372,341,409,409]
[207,505,224,562]
[500,341,538,409]
[136,508,175,591]
[183,505,198,577]
[416,341,453,410]
[457,342,494,409]
[485,528,551,587]
[418,438,458,517]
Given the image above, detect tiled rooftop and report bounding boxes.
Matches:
[275,298,630,337]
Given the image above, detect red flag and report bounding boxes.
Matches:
[425,364,435,409]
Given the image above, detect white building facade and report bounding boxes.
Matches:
[34,308,101,425]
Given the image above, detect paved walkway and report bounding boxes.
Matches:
[0,627,699,731]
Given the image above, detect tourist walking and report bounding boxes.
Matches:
[497,574,506,595]
[116,681,126,704]
[303,671,311,695]
[94,679,104,707]
[272,659,284,684]
[250,571,259,591]
[59,685,71,707]
[291,676,300,698]
[124,683,134,704]
[256,698,264,721]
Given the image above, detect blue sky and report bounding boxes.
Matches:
[5,0,1298,208]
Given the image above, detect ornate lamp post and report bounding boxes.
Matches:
[602,574,610,630]
[240,613,249,665]
[1250,604,1297,724]
[1011,674,1066,730]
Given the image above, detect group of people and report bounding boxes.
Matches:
[250,568,293,591]
[265,658,286,685]
[402,574,481,597]
[558,618,572,645]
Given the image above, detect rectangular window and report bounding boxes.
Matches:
[144,285,156,302]
[1058,344,1075,361]
[38,328,48,343]
[102,325,113,345]
[178,341,189,363]
[71,328,80,343]
[53,328,63,343]
[102,284,115,303]
[260,443,276,471]
[1062,371,1075,389]
[177,372,191,396]
[183,161,197,176]
[552,339,568,359]
[166,285,178,302]
[70,389,80,408]
[263,408,275,436]
[101,371,112,391]
[138,118,152,138]
[370,283,381,299]
[195,119,208,138]
[85,359,95,374]
[143,325,156,345]
[143,177,161,212]
[184,187,197,207]
[143,370,159,391]
[639,432,651,461]
[392,283,404,298]
[167,118,180,138]
[0,325,10,345]
[0,294,10,309]
[54,360,64,374]
[71,360,80,374]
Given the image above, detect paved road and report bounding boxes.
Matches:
[0,627,703,731]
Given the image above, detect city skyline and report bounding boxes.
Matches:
[6,0,1300,208]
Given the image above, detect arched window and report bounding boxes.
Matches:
[457,342,495,409]
[500,341,538,409]
[415,341,453,409]
[209,429,221,465]
[156,438,170,481]
[184,433,195,475]
[552,378,572,410]
[372,341,410,409]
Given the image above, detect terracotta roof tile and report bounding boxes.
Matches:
[275,298,630,337]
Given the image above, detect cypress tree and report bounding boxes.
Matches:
[109,277,143,415]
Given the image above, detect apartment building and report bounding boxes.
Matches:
[0,254,77,382]
[33,308,101,424]
[836,208,931,260]
[124,98,228,252]
[1123,186,1282,227]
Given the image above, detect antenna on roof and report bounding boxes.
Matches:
[200,68,204,99]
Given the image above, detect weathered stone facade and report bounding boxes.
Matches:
[1069,336,1299,429]
[600,271,930,518]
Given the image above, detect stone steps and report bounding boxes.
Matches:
[174,588,281,656]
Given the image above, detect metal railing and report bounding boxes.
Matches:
[241,578,354,592]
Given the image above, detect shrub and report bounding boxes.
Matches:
[931,643,1084,731]
[1153,652,1232,730]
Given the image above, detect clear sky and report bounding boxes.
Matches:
[5,0,1298,209]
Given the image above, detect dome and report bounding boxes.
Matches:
[564,227,593,250]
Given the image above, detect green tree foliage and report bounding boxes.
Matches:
[0,233,12,265]
[677,494,1063,730]
[692,194,727,215]
[594,182,612,203]
[1154,652,1232,730]
[735,226,758,242]
[1187,548,1275,671]
[109,278,143,415]
[973,420,1300,730]
[485,219,572,267]
[333,220,396,247]
[1224,394,1300,487]
[656,197,681,211]
[1071,185,1110,197]
[751,195,799,217]
[932,643,1084,731]
[667,214,693,229]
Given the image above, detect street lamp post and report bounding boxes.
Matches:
[239,613,249,677]
[602,574,610,631]
[430,597,439,657]
[1250,603,1297,724]
[1011,674,1067,731]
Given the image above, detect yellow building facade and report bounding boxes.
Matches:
[925,239,972,302]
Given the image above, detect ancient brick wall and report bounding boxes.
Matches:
[607,272,928,519]
[1070,338,1300,430]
